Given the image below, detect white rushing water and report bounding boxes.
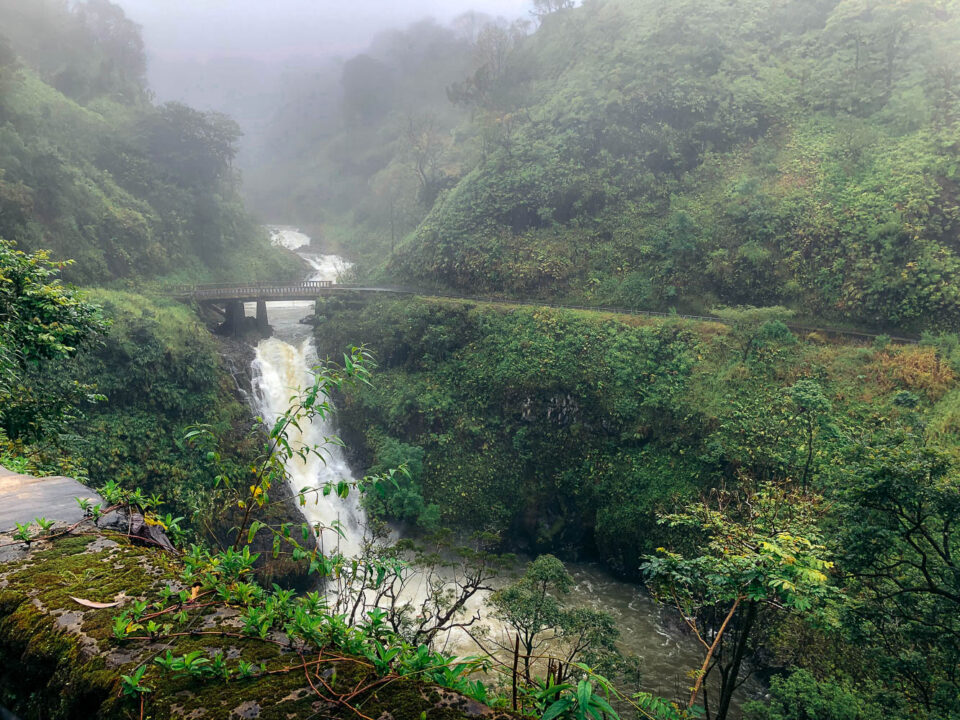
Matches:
[252,230,364,556]
[267,226,311,251]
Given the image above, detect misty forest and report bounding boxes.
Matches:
[1,0,960,718]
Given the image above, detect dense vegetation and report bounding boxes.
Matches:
[256,0,960,332]
[0,0,296,284]
[47,292,260,518]
[316,297,952,561]
[0,238,106,443]
[0,0,300,553]
[315,295,960,719]
[4,1,960,720]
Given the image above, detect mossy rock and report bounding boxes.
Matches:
[0,528,515,720]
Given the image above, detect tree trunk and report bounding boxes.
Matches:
[715,600,758,720]
[688,597,740,710]
[512,635,520,711]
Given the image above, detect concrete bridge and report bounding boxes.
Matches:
[166,282,411,335]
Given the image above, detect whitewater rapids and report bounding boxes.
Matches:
[251,227,364,556]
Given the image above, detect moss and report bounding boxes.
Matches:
[0,528,515,720]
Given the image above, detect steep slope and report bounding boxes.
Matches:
[382,0,960,331]
[0,0,295,284]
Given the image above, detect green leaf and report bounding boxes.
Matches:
[541,698,574,720]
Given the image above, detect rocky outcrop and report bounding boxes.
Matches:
[0,525,514,720]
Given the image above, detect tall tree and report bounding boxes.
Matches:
[835,440,960,718]
[492,554,573,682]
[532,0,576,20]
[644,482,838,720]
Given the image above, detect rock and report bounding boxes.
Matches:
[0,525,517,720]
[98,509,177,552]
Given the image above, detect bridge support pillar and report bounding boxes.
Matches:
[222,300,245,337]
[256,300,269,334]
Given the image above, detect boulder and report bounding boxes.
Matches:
[0,524,515,720]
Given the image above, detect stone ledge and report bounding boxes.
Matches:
[0,527,516,720]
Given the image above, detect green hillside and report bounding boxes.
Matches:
[391,0,960,331]
[252,0,960,331]
[0,0,294,284]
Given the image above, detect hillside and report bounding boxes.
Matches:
[249,0,960,332]
[391,0,960,331]
[313,294,960,719]
[0,0,295,284]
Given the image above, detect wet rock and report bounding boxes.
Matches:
[230,700,261,718]
[0,525,518,720]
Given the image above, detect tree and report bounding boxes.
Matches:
[712,306,795,362]
[491,554,573,682]
[788,380,832,494]
[139,103,242,188]
[448,20,529,112]
[404,114,452,205]
[743,669,883,720]
[834,440,960,718]
[330,529,506,648]
[489,553,624,688]
[341,54,395,123]
[532,0,576,20]
[75,0,146,101]
[0,238,106,440]
[643,482,838,720]
[369,164,419,252]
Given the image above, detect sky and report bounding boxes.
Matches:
[114,0,532,63]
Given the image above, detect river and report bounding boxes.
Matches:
[247,226,760,715]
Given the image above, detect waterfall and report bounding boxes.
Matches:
[250,229,364,556]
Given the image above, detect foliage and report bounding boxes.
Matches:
[360,433,439,530]
[260,0,960,332]
[491,554,627,688]
[317,296,952,568]
[711,307,796,362]
[82,354,687,720]
[743,670,882,720]
[318,297,704,563]
[0,0,295,284]
[314,294,960,718]
[831,439,960,718]
[643,481,838,719]
[27,292,256,530]
[0,238,106,440]
[492,554,574,679]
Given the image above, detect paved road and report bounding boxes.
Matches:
[166,283,920,345]
[0,466,102,532]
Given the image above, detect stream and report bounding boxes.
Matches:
[246,226,761,715]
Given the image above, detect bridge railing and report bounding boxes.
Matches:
[168,281,337,298]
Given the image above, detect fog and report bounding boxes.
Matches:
[111,0,532,173]
[116,0,530,64]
